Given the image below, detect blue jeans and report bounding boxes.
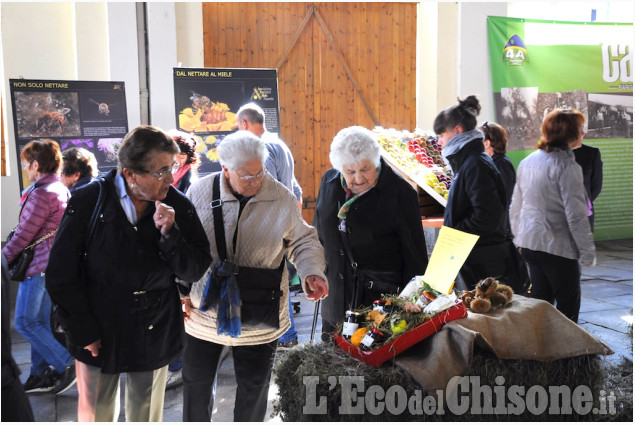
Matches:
[278,297,298,343]
[14,273,73,375]
[279,260,299,344]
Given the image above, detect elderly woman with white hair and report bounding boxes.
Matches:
[181,130,328,422]
[314,126,428,341]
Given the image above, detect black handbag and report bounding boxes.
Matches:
[339,224,403,307]
[200,174,282,330]
[7,229,56,282]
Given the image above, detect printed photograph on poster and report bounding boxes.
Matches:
[173,67,280,177]
[493,87,540,151]
[13,91,81,138]
[9,79,129,190]
[587,93,633,139]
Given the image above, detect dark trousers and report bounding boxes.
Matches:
[1,377,34,422]
[182,334,277,422]
[521,248,581,323]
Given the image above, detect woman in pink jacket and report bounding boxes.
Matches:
[2,139,75,394]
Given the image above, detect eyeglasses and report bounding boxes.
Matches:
[236,169,266,182]
[143,162,179,181]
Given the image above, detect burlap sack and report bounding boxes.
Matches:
[395,295,613,391]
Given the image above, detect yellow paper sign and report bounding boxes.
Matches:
[423,226,479,294]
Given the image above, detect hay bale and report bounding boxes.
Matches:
[273,343,632,421]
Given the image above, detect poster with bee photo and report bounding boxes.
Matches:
[9,79,129,190]
[173,67,280,177]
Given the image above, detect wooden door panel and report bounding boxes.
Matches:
[202,2,416,223]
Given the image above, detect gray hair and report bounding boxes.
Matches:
[236,102,265,125]
[217,130,268,171]
[329,126,381,171]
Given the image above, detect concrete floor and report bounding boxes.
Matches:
[7,239,633,422]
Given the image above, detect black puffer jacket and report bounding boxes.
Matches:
[443,135,511,289]
[314,158,428,327]
[46,170,211,373]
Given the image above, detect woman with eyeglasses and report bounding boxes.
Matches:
[180,130,327,421]
[434,96,512,290]
[46,126,212,421]
[314,126,428,342]
[510,109,595,323]
[60,147,99,193]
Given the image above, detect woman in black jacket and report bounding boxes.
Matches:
[434,96,515,290]
[46,126,211,421]
[314,126,428,341]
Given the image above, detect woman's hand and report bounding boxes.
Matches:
[182,297,192,322]
[84,339,101,357]
[305,275,328,302]
[153,200,176,235]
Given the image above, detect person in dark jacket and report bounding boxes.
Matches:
[314,126,428,341]
[2,253,34,421]
[1,139,75,395]
[46,126,211,421]
[480,121,515,207]
[572,142,603,232]
[60,147,99,193]
[434,96,515,290]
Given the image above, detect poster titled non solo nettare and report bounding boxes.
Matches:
[173,67,280,176]
[9,79,129,190]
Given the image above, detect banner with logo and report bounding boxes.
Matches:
[487,17,632,241]
[9,79,128,190]
[173,67,279,176]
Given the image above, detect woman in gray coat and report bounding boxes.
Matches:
[510,109,595,323]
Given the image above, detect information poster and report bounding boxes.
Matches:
[173,67,279,176]
[9,79,128,190]
[487,17,633,240]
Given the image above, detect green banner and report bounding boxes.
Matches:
[487,16,633,241]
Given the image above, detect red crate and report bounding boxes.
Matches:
[334,301,467,367]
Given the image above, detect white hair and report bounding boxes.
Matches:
[217,130,268,171]
[329,126,381,171]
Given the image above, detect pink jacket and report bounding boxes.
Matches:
[2,174,69,279]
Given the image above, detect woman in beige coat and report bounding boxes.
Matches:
[181,130,328,421]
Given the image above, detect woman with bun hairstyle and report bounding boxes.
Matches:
[433,95,512,290]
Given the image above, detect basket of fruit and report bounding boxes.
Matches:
[334,287,467,367]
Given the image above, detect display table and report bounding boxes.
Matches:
[395,295,612,391]
[274,295,614,421]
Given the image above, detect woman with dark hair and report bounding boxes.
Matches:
[168,129,200,193]
[433,96,512,290]
[479,121,515,206]
[61,147,99,192]
[510,109,595,323]
[2,139,76,395]
[46,126,211,421]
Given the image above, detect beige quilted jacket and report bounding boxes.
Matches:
[185,171,327,346]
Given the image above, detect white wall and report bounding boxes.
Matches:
[0,2,180,239]
[1,2,79,238]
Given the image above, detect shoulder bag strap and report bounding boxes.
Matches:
[212,174,228,261]
[338,221,362,307]
[81,178,107,260]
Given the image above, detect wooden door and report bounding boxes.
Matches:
[203,2,417,222]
